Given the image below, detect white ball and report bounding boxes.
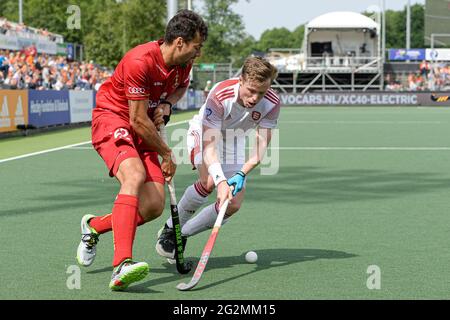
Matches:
[245,251,258,263]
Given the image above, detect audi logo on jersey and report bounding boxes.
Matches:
[128,87,146,94]
[114,128,130,140]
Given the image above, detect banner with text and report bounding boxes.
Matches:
[425,49,450,61]
[389,49,425,61]
[69,90,94,123]
[280,92,450,106]
[28,90,70,128]
[175,90,204,110]
[0,90,28,133]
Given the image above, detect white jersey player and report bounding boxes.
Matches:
[156,57,280,259]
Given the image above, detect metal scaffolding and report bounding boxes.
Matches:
[272,56,383,93]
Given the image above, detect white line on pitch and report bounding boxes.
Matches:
[273,146,450,150]
[166,146,450,151]
[0,119,190,163]
[0,141,92,163]
[279,120,444,124]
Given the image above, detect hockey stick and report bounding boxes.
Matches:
[176,196,231,291]
[160,124,192,274]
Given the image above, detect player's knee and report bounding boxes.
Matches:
[122,169,146,189]
[140,194,165,222]
[152,199,165,218]
[140,200,164,222]
[226,202,241,216]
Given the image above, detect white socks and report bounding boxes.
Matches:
[166,181,210,229]
[181,202,230,237]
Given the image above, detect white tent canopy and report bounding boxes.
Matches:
[302,11,381,71]
[307,11,379,30]
[267,12,383,91]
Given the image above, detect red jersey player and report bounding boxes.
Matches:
[76,10,208,291]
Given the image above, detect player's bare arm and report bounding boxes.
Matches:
[241,127,273,175]
[129,99,176,180]
[202,124,232,206]
[153,86,189,129]
[163,86,189,112]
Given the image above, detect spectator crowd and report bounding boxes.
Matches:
[0,47,112,91]
[385,60,450,91]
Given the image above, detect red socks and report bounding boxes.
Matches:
[89,211,145,234]
[89,213,113,234]
[111,194,140,267]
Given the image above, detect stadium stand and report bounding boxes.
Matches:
[0,16,63,43]
[0,17,112,91]
[385,60,450,91]
[0,48,112,91]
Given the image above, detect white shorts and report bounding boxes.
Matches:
[187,117,245,179]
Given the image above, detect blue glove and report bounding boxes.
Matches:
[227,171,246,196]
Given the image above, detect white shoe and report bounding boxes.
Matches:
[156,224,188,264]
[155,224,176,259]
[76,214,99,267]
[109,259,149,291]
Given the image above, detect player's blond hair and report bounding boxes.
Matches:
[241,56,278,84]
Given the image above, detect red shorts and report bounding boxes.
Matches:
[91,112,165,185]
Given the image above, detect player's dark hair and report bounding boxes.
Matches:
[164,10,208,44]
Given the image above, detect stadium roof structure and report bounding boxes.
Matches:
[306,11,379,30]
[268,11,383,93]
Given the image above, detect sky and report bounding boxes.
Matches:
[230,0,426,40]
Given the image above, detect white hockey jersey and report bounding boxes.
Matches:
[188,78,281,166]
[193,78,280,131]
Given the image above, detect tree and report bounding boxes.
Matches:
[292,25,305,48]
[83,0,165,68]
[230,35,257,67]
[197,0,249,64]
[385,8,405,48]
[83,0,124,67]
[119,0,166,51]
[0,1,7,17]
[0,1,427,68]
[410,4,424,48]
[384,4,424,49]
[1,0,85,43]
[256,27,298,52]
[0,0,165,67]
